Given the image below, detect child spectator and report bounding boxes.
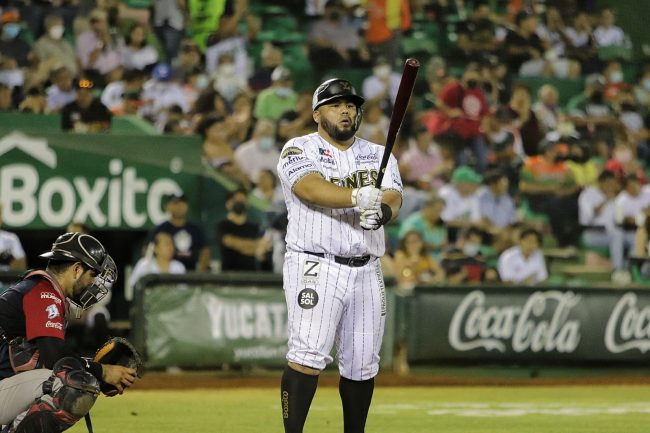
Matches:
[497,228,548,284]
[394,230,445,291]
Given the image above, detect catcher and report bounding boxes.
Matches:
[0,233,141,433]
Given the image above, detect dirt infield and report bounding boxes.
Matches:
[133,368,650,390]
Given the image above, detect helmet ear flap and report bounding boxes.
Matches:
[354,106,363,131]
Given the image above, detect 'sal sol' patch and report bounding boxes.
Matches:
[298,288,318,309]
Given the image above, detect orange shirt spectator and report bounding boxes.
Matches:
[365,0,411,45]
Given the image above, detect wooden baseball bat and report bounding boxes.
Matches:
[374,58,420,188]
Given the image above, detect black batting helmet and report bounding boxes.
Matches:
[312,78,365,111]
[40,232,117,311]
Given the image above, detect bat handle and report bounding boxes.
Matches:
[375,169,385,189]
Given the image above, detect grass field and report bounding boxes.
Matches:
[69,385,650,433]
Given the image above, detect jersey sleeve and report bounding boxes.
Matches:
[379,152,404,197]
[277,138,322,191]
[23,284,65,341]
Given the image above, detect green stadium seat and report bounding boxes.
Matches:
[263,15,299,32]
[255,30,306,44]
[282,44,314,92]
[401,31,439,56]
[520,199,549,225]
[598,45,633,62]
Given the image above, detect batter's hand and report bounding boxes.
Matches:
[353,186,383,211]
[360,207,382,230]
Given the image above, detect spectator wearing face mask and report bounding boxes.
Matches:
[603,61,629,103]
[362,57,402,117]
[216,189,262,271]
[0,9,31,68]
[234,118,281,185]
[211,53,249,104]
[605,141,647,185]
[441,226,496,284]
[253,66,298,121]
[33,14,78,76]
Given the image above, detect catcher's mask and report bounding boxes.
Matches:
[312,78,365,130]
[40,232,117,311]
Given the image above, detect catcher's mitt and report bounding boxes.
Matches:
[93,337,144,396]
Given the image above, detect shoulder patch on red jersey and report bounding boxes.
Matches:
[45,303,59,319]
[40,291,63,305]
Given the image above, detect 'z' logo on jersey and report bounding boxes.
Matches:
[46,304,59,320]
[302,260,320,283]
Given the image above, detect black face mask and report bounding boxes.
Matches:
[590,91,604,103]
[466,80,479,89]
[621,103,637,112]
[232,202,247,215]
[328,11,341,20]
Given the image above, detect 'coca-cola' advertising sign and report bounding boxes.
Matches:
[407,287,650,363]
[605,292,650,354]
[448,290,581,353]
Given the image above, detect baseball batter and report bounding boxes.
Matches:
[277,78,403,433]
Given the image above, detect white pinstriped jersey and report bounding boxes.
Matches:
[277,132,403,258]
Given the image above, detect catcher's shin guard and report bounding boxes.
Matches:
[9,357,100,433]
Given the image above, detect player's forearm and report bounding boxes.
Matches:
[294,174,355,208]
[383,191,401,222]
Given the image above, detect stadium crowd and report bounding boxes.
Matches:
[1,0,650,291]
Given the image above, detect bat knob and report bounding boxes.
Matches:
[406,58,420,67]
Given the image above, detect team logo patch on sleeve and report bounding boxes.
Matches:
[46,304,59,319]
[298,288,319,309]
[281,146,303,158]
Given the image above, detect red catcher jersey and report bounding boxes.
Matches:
[23,280,66,341]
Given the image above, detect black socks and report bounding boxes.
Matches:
[339,376,375,433]
[281,365,319,433]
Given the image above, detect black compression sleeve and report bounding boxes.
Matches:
[379,203,392,226]
[33,336,103,381]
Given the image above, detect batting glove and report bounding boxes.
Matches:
[360,204,393,231]
[353,186,383,211]
[360,207,382,230]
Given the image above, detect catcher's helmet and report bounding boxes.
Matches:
[312,78,365,111]
[40,233,117,311]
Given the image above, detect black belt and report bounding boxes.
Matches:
[304,251,371,267]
